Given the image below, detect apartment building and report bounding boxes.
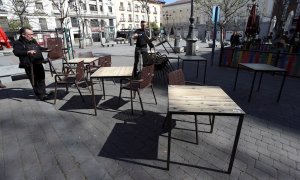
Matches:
[0,0,116,46]
[162,0,274,41]
[115,0,163,31]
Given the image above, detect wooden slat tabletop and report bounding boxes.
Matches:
[67,57,99,64]
[91,66,133,78]
[239,63,287,72]
[168,85,245,115]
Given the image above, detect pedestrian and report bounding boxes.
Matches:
[0,80,6,88]
[132,20,155,77]
[13,27,50,101]
[230,32,241,47]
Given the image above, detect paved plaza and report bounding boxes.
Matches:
[0,41,300,179]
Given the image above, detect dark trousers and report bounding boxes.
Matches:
[24,63,46,98]
[134,47,148,77]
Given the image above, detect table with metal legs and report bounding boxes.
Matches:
[234,63,287,102]
[166,85,245,173]
[177,55,207,84]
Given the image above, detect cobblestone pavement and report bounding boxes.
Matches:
[0,42,300,179]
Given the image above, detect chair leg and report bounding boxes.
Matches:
[137,89,144,114]
[54,82,57,104]
[151,85,157,104]
[65,84,69,94]
[75,82,85,102]
[194,115,199,145]
[102,78,105,99]
[84,78,91,93]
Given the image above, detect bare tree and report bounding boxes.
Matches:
[195,0,249,45]
[50,0,70,29]
[7,0,33,27]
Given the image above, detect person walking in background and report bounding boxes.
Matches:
[230,31,241,47]
[13,27,50,101]
[132,20,155,77]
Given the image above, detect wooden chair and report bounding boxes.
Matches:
[54,61,90,104]
[166,69,215,144]
[154,54,174,83]
[119,64,157,114]
[46,38,74,76]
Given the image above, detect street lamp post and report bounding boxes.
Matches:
[185,0,198,55]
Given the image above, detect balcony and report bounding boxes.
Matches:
[134,9,139,12]
[128,18,133,22]
[135,19,139,23]
[127,8,132,12]
[153,11,157,14]
[119,18,126,22]
[119,7,125,11]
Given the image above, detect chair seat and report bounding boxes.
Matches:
[56,75,76,84]
[122,81,141,91]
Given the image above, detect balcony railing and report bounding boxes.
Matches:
[119,18,126,22]
[153,11,157,14]
[128,18,133,22]
[127,8,132,11]
[135,19,139,22]
[119,7,124,11]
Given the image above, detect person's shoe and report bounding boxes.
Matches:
[0,83,6,88]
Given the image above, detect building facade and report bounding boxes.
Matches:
[114,0,163,31]
[161,0,274,41]
[0,0,117,46]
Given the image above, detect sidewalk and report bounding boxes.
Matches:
[0,42,300,179]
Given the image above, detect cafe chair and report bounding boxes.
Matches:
[119,64,157,114]
[46,38,74,76]
[154,54,174,83]
[166,69,215,144]
[54,61,90,104]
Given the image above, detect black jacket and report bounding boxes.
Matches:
[134,28,154,49]
[13,37,47,68]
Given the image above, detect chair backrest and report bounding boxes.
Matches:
[168,69,185,85]
[47,38,64,60]
[75,61,85,82]
[98,55,112,67]
[77,51,93,58]
[140,64,155,89]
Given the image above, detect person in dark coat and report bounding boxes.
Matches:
[13,27,50,101]
[132,20,154,77]
[230,31,241,47]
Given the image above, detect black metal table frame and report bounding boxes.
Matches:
[233,63,287,102]
[90,75,133,116]
[177,56,207,84]
[166,112,244,174]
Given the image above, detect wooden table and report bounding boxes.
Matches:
[65,57,99,64]
[90,66,134,115]
[178,55,207,84]
[234,63,287,102]
[166,85,245,173]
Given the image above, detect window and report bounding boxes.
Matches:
[128,14,132,22]
[120,13,125,21]
[39,18,47,30]
[109,19,113,26]
[154,16,157,23]
[89,4,97,11]
[55,18,61,28]
[90,19,99,27]
[135,4,139,12]
[128,24,132,29]
[35,2,43,10]
[121,24,125,29]
[81,3,86,10]
[0,0,3,6]
[108,6,112,13]
[127,2,131,11]
[99,5,103,11]
[154,7,157,14]
[119,2,124,11]
[142,15,144,21]
[135,15,139,22]
[71,17,79,27]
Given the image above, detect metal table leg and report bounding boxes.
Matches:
[167,113,172,170]
[90,78,97,116]
[233,65,240,90]
[257,72,263,92]
[227,115,244,173]
[248,71,257,102]
[277,71,287,102]
[130,77,133,114]
[203,60,207,84]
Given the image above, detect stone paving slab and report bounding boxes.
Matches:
[0,43,300,179]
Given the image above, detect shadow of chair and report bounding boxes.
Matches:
[119,64,157,114]
[54,61,90,104]
[166,69,215,144]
